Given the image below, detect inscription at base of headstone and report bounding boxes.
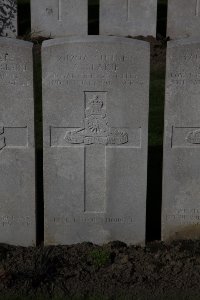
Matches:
[0,0,17,37]
[162,38,200,240]
[167,0,200,39]
[42,36,150,245]
[0,38,35,246]
[31,0,87,37]
[100,0,157,37]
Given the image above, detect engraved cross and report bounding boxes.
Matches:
[0,126,28,151]
[58,0,62,21]
[50,92,130,213]
[196,0,200,16]
[127,0,130,21]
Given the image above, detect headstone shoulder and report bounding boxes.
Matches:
[0,37,33,48]
[42,36,150,48]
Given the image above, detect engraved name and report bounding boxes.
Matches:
[45,51,144,88]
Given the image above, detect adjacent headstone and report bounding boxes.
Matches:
[42,36,150,245]
[0,0,17,37]
[100,0,157,37]
[31,0,88,37]
[162,38,200,240]
[0,38,35,246]
[167,0,200,39]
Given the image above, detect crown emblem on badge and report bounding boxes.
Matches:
[87,96,104,115]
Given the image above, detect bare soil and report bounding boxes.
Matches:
[0,240,200,299]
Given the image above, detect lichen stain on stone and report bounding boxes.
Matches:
[44,233,57,245]
[164,224,200,241]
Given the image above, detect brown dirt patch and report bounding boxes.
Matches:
[0,240,200,299]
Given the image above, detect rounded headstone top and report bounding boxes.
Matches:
[168,36,200,48]
[0,38,33,48]
[42,36,150,49]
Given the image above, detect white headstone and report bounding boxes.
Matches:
[167,0,200,39]
[100,0,157,37]
[42,36,150,245]
[31,0,88,37]
[163,38,200,241]
[0,38,35,246]
[0,0,17,37]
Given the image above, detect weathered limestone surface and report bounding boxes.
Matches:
[0,38,35,246]
[42,36,150,245]
[162,38,200,241]
[100,0,157,37]
[31,0,88,37]
[0,0,17,37]
[167,0,200,39]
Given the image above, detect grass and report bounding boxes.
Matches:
[88,248,111,268]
